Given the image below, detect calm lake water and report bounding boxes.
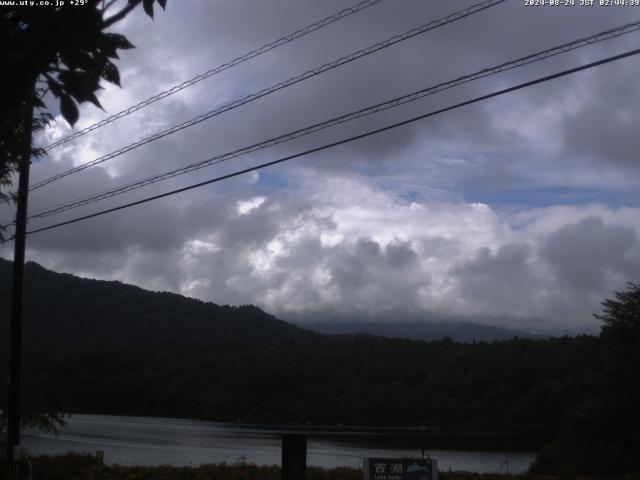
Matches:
[22,414,535,473]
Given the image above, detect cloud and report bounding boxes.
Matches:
[541,216,640,293]
[452,243,540,315]
[30,0,640,196]
[2,0,638,334]
[5,168,639,333]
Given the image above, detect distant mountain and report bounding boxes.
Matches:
[287,313,546,343]
[298,320,543,342]
[0,258,318,353]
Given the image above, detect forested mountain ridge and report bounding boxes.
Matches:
[0,258,545,349]
[0,258,318,353]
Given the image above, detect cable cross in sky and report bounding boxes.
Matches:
[42,0,386,152]
[25,20,640,221]
[28,0,506,193]
[16,47,640,240]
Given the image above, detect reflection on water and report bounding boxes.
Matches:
[22,414,535,473]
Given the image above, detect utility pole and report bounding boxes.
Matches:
[282,434,307,480]
[6,92,34,480]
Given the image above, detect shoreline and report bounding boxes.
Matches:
[0,454,572,480]
[52,412,548,452]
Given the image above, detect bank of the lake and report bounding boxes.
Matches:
[1,453,584,480]
[21,414,535,474]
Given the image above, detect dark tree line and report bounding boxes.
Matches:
[24,335,599,432]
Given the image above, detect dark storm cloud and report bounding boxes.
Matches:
[452,243,542,316]
[541,216,640,293]
[31,0,640,204]
[102,0,631,172]
[442,211,640,328]
[561,59,640,169]
[26,197,188,253]
[322,238,423,311]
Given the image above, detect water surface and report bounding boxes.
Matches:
[23,414,535,473]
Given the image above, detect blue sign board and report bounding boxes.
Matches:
[363,457,437,480]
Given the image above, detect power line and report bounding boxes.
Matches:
[42,0,386,152]
[28,0,505,192]
[22,47,640,238]
[26,20,640,220]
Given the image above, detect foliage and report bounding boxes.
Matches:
[597,282,640,346]
[0,88,51,213]
[0,454,359,480]
[0,0,166,207]
[18,453,101,480]
[0,359,68,436]
[532,282,640,477]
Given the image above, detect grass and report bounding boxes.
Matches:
[3,453,640,480]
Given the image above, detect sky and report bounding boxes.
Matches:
[2,0,640,333]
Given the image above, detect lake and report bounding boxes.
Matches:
[22,414,536,473]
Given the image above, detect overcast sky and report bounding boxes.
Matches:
[2,0,640,333]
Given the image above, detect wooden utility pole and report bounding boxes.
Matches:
[6,93,34,480]
[282,434,307,480]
